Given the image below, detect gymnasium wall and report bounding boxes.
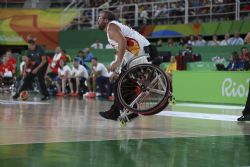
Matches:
[140,20,250,37]
[58,29,108,50]
[0,9,76,50]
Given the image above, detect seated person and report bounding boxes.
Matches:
[0,55,15,87]
[75,50,90,73]
[226,51,242,71]
[239,47,250,70]
[230,32,244,45]
[69,57,89,96]
[105,43,113,49]
[84,57,110,98]
[207,35,220,46]
[82,48,94,62]
[46,46,66,81]
[62,49,71,62]
[55,59,72,96]
[165,56,177,82]
[90,39,103,49]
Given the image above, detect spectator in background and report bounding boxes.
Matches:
[69,57,89,96]
[19,55,26,75]
[62,49,71,62]
[169,2,177,16]
[0,56,15,88]
[194,35,206,46]
[187,35,196,46]
[140,6,149,25]
[226,51,242,71]
[220,33,231,46]
[46,46,66,80]
[84,57,110,99]
[244,58,250,71]
[240,47,250,70]
[189,0,201,16]
[82,48,94,62]
[84,70,96,98]
[90,39,103,49]
[230,32,244,45]
[4,50,16,68]
[105,43,113,49]
[0,50,16,86]
[156,39,163,47]
[153,4,162,18]
[92,57,110,99]
[75,50,90,73]
[165,56,177,82]
[167,38,175,48]
[207,35,220,46]
[26,34,37,42]
[244,32,250,44]
[213,0,225,13]
[240,47,250,60]
[178,37,188,46]
[15,55,27,92]
[55,59,72,96]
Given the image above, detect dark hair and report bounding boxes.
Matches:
[101,10,116,21]
[91,57,97,61]
[27,39,36,44]
[241,47,248,50]
[78,50,83,54]
[74,57,81,63]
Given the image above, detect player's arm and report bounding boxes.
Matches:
[108,23,127,71]
[32,55,47,74]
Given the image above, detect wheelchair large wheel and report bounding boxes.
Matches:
[117,64,171,115]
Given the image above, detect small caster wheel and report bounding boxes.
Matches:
[119,119,127,128]
[168,96,176,105]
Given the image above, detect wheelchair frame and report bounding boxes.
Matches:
[115,55,174,126]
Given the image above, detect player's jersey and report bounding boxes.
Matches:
[107,20,150,57]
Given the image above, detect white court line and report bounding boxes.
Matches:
[174,103,244,110]
[0,99,50,105]
[157,111,239,121]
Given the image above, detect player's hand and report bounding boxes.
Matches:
[32,68,38,74]
[109,72,119,82]
[110,61,121,72]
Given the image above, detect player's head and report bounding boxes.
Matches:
[98,10,115,31]
[91,57,98,66]
[27,39,36,50]
[73,57,81,67]
[59,59,66,68]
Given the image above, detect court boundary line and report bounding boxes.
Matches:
[157,111,239,121]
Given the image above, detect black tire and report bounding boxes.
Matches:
[117,64,170,115]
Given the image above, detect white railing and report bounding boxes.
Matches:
[0,0,26,8]
[44,0,250,30]
[1,0,249,29]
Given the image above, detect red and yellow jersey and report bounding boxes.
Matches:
[107,20,150,57]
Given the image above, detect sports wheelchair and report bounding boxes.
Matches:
[116,54,175,126]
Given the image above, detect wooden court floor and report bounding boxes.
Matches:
[0,93,250,167]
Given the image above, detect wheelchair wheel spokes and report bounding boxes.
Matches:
[118,64,170,115]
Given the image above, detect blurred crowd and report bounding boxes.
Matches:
[0,33,249,100]
[155,32,246,48]
[68,0,250,29]
[0,39,115,101]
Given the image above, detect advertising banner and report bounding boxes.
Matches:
[173,71,250,105]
